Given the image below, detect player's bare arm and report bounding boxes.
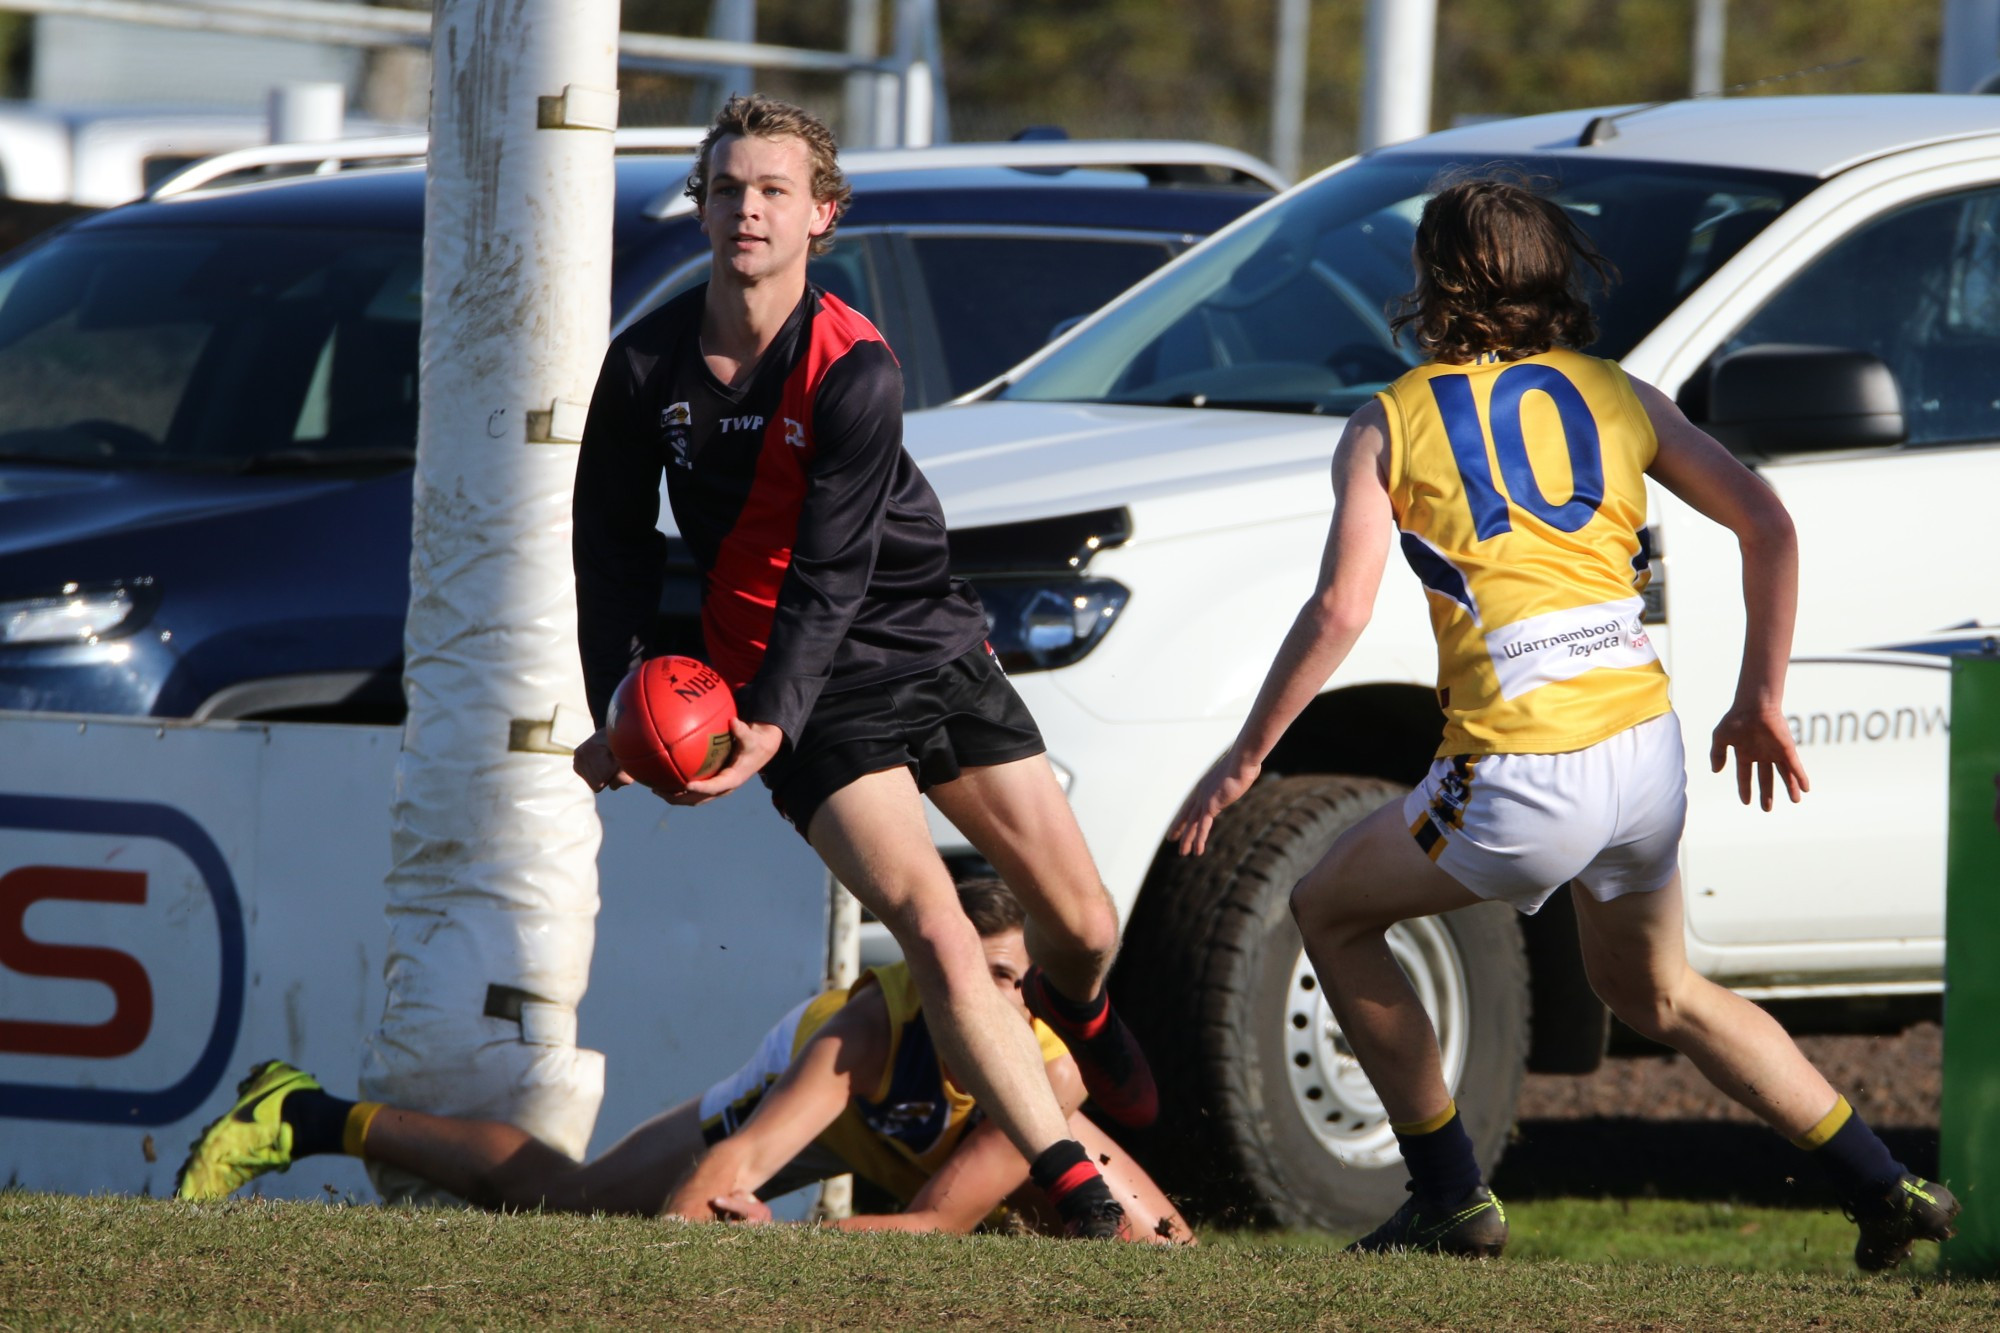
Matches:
[1171,400,1395,856]
[1629,376,1808,811]
[666,989,889,1221]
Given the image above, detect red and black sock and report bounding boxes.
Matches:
[1030,1139,1117,1222]
[1029,972,1111,1037]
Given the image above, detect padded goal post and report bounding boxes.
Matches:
[359,0,620,1198]
[1942,652,2000,1275]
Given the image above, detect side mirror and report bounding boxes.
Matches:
[1707,344,1904,454]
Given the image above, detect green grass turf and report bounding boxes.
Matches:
[3,1192,1993,1331]
[1228,1198,1943,1277]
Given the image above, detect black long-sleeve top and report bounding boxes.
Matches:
[573,284,988,743]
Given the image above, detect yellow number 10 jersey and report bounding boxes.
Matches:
[1376,347,1671,757]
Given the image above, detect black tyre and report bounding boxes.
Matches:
[1111,774,1530,1231]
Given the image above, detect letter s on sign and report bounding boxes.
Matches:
[0,866,153,1058]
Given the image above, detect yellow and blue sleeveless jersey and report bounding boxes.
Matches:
[789,962,1071,1206]
[1375,347,1670,756]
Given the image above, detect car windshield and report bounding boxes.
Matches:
[0,226,421,470]
[1001,153,1815,416]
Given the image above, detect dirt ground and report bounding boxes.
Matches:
[1517,1023,1943,1126]
[1496,1023,1943,1204]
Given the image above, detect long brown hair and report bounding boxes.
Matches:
[1390,173,1615,363]
[683,94,853,257]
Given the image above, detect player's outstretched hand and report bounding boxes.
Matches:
[1710,701,1809,812]
[709,1192,774,1225]
[1169,749,1262,857]
[573,729,634,794]
[672,718,784,806]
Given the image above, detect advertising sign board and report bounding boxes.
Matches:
[0,714,827,1201]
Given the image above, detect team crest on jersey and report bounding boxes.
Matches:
[784,417,806,449]
[663,401,693,468]
[865,1100,940,1141]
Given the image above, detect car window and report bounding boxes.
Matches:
[623,236,881,330]
[809,241,878,320]
[0,226,420,469]
[1003,155,1810,416]
[1721,187,2000,447]
[906,234,1174,394]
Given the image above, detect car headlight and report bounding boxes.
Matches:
[0,585,139,645]
[976,577,1129,673]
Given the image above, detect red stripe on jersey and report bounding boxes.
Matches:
[703,292,892,689]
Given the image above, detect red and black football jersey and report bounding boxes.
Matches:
[574,284,987,743]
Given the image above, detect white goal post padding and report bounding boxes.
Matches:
[361,0,622,1194]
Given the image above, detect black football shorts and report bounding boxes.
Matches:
[760,642,1046,838]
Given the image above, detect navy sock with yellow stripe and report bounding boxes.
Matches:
[280,1088,358,1159]
[1793,1095,1904,1210]
[1394,1101,1481,1209]
[280,1092,384,1160]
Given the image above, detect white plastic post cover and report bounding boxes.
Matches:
[361,0,619,1200]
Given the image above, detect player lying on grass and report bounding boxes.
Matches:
[1171,175,1958,1270]
[570,93,1152,1239]
[176,879,1191,1244]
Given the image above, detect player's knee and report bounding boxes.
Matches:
[1594,976,1686,1043]
[1064,894,1120,971]
[1290,869,1365,947]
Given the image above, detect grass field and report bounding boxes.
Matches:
[3,1192,1994,1331]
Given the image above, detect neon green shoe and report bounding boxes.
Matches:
[174,1060,320,1201]
[1347,1185,1509,1258]
[1851,1174,1960,1272]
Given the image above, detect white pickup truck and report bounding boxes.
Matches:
[899,95,1999,1228]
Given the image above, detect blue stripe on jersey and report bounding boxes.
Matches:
[1401,530,1481,624]
[857,1012,953,1155]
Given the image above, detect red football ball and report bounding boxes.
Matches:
[605,656,737,793]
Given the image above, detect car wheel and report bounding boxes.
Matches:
[1111,773,1529,1231]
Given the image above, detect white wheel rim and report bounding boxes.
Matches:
[1282,918,1472,1169]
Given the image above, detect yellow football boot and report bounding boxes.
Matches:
[174,1060,319,1201]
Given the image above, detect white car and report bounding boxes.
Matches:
[901,94,1999,1228]
[0,104,407,207]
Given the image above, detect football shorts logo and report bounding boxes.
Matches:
[662,401,692,428]
[784,417,806,449]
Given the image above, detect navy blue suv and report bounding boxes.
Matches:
[0,141,1276,722]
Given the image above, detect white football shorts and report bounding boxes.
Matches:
[1401,711,1687,915]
